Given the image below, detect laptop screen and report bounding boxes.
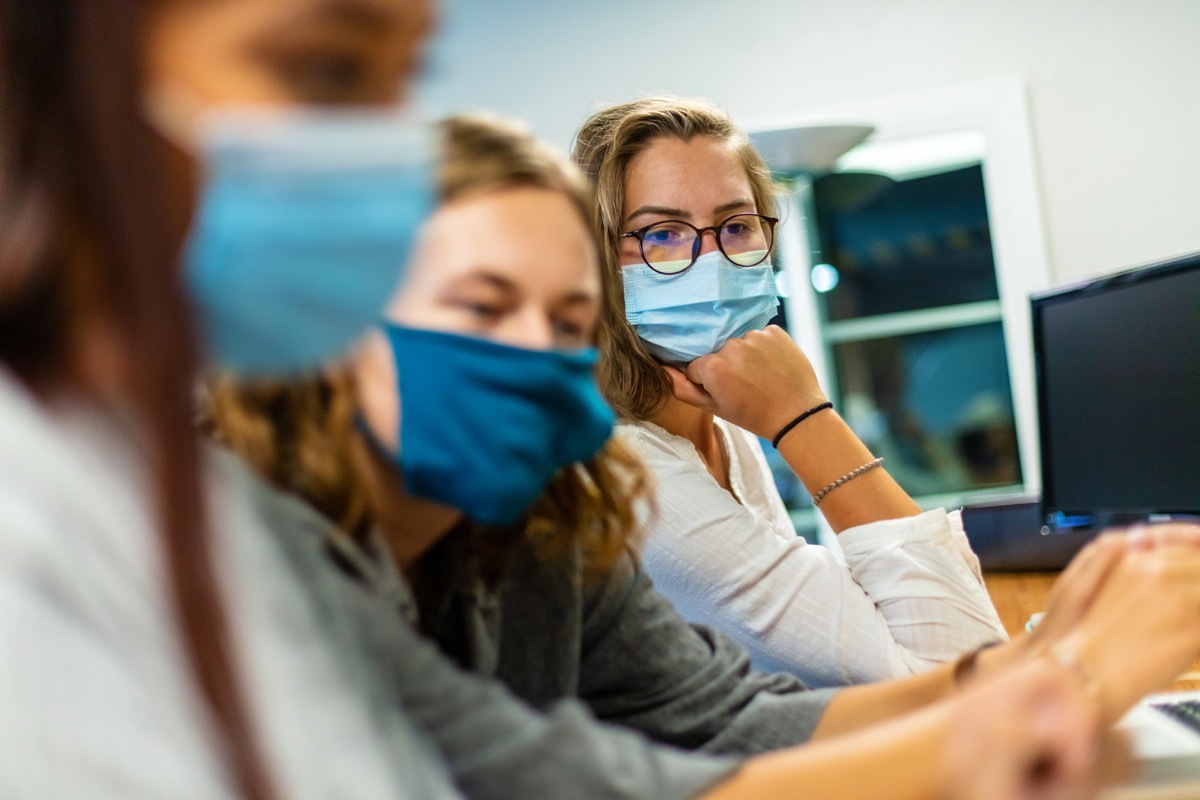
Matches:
[1032,252,1200,525]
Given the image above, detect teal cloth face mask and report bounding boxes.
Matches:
[375,325,615,525]
[621,249,781,363]
[182,108,434,375]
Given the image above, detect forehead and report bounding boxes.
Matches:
[149,0,434,53]
[410,186,600,295]
[622,135,753,218]
[226,0,433,29]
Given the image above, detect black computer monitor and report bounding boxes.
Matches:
[1032,252,1200,528]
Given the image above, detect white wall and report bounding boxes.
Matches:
[421,0,1200,284]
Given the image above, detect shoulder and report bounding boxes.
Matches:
[214,449,340,552]
[0,372,143,581]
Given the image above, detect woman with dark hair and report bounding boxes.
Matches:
[0,2,455,798]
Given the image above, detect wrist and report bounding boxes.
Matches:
[951,640,1006,688]
[771,401,834,448]
[751,392,828,441]
[1051,634,1112,720]
[971,636,1027,683]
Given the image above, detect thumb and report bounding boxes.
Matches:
[664,365,716,412]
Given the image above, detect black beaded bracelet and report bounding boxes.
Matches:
[771,402,833,449]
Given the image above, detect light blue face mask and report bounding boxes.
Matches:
[182,109,434,375]
[371,324,615,525]
[621,249,781,363]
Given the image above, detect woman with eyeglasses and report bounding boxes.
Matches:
[0,2,466,798]
[572,96,1010,688]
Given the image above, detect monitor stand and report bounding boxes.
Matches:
[961,496,1097,571]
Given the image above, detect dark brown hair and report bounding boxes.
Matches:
[0,4,272,799]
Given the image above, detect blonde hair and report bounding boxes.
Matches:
[571,96,784,420]
[204,114,650,578]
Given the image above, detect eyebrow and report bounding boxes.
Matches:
[284,0,400,33]
[451,272,517,293]
[625,197,757,227]
[452,273,599,307]
[556,292,600,309]
[714,198,756,215]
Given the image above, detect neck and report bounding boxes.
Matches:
[650,394,723,465]
[350,435,462,572]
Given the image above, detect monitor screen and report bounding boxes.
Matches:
[1033,252,1200,524]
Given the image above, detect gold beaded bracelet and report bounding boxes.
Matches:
[812,457,885,506]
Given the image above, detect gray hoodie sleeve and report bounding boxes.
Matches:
[245,463,741,800]
[578,551,839,755]
[364,608,742,800]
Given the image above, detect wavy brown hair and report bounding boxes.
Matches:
[205,114,651,580]
[0,3,273,799]
[571,96,784,421]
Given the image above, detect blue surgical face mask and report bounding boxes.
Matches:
[621,249,781,363]
[372,324,615,525]
[176,107,435,375]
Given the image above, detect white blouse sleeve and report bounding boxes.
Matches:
[623,422,1007,688]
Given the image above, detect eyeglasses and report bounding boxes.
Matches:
[622,212,779,275]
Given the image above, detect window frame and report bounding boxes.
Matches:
[749,78,1053,515]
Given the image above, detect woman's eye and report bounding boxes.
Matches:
[273,50,369,103]
[458,301,503,320]
[553,318,589,345]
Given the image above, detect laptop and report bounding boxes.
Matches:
[1107,691,1200,797]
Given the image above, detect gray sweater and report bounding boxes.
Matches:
[247,468,748,800]
[386,526,838,755]
[247,469,839,798]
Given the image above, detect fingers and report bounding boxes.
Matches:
[1035,526,1200,654]
[663,364,716,412]
[682,351,717,386]
[1127,521,1200,550]
[1003,661,1102,800]
[946,660,1105,800]
[1033,535,1128,651]
[1055,533,1126,591]
[1061,541,1200,721]
[682,328,828,438]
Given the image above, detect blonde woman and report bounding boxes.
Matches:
[573,96,1008,687]
[207,114,1200,800]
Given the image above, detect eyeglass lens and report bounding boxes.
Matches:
[640,214,773,274]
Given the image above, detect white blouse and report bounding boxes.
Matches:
[619,417,1008,688]
[0,370,459,800]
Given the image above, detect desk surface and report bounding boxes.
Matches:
[984,572,1200,692]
